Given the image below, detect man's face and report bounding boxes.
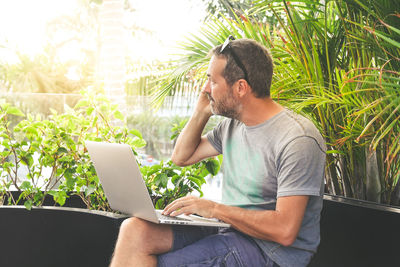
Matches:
[204,55,241,119]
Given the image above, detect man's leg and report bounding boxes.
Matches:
[158,229,276,267]
[110,217,173,267]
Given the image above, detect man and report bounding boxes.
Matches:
[110,37,326,267]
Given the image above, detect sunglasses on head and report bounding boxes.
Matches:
[220,35,250,86]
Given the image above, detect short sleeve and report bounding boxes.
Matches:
[206,120,228,154]
[276,136,326,198]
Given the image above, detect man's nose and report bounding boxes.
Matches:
[203,81,211,93]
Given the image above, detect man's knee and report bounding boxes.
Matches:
[117,217,173,254]
[118,217,153,242]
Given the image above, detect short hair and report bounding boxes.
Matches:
[211,38,273,98]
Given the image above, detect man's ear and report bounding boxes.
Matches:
[236,79,250,98]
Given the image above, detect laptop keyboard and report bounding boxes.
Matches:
[158,213,191,222]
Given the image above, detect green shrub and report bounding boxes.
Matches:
[0,91,221,211]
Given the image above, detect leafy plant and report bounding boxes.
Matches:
[0,91,146,210]
[142,158,220,209]
[0,91,222,211]
[151,0,400,205]
[143,115,222,209]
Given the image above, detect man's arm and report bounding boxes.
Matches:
[215,195,309,246]
[163,195,309,247]
[171,90,219,166]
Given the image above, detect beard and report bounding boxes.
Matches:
[209,89,241,120]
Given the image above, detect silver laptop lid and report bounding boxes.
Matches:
[86,141,231,228]
[85,141,159,223]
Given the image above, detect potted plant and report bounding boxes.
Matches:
[0,92,221,267]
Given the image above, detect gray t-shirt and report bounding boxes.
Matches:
[207,109,326,267]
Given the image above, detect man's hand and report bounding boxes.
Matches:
[162,196,218,218]
[170,84,219,167]
[195,88,213,117]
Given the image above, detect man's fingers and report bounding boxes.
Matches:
[170,204,193,217]
[163,199,186,215]
[163,197,197,216]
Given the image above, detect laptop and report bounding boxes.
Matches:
[85,141,230,228]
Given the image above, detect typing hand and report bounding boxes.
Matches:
[162,196,217,219]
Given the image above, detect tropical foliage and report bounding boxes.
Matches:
[0,92,221,210]
[0,92,145,210]
[152,0,400,205]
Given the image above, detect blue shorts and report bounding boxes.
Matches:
[157,226,278,267]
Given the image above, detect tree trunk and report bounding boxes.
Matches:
[390,181,400,206]
[339,155,353,198]
[365,147,381,203]
[352,146,365,200]
[325,153,342,195]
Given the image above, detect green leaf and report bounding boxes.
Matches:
[326,150,344,155]
[20,181,32,190]
[132,138,146,148]
[66,176,75,189]
[188,176,203,187]
[86,106,95,116]
[91,116,98,127]
[155,173,169,188]
[114,110,124,121]
[115,133,123,140]
[205,159,220,176]
[24,200,33,210]
[171,175,183,185]
[33,191,44,203]
[21,154,34,168]
[170,133,178,141]
[2,140,10,149]
[56,191,67,206]
[155,198,164,209]
[64,168,74,179]
[217,155,223,164]
[48,190,68,206]
[6,107,25,117]
[85,184,96,196]
[74,99,89,109]
[147,164,162,175]
[57,147,68,155]
[48,190,57,197]
[25,126,38,136]
[129,129,143,139]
